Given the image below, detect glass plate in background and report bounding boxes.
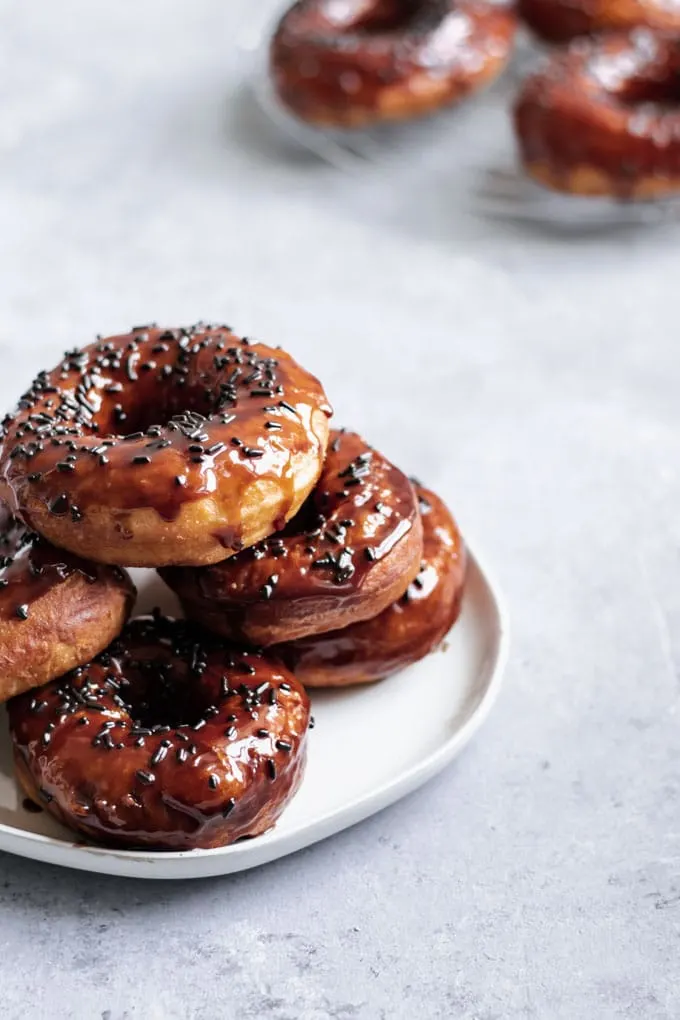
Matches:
[236,1,680,230]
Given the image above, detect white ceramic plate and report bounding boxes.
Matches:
[0,547,508,879]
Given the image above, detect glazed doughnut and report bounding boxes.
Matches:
[514,31,680,198]
[270,0,518,127]
[518,0,680,44]
[274,484,465,686]
[0,511,134,703]
[8,615,310,850]
[160,429,424,645]
[0,324,332,567]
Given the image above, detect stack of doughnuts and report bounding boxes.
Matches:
[0,324,466,851]
[160,433,466,688]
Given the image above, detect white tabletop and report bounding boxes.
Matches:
[1,2,678,1018]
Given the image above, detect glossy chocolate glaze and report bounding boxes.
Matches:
[161,429,424,643]
[0,511,131,621]
[275,484,466,686]
[519,0,680,44]
[0,509,135,702]
[0,324,332,561]
[270,0,517,125]
[515,31,680,196]
[8,615,310,850]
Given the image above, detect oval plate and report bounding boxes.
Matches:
[0,546,508,879]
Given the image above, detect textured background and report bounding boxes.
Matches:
[1,2,679,1018]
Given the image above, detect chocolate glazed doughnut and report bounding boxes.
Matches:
[0,512,134,702]
[518,0,680,44]
[270,0,517,127]
[160,430,424,645]
[0,324,332,567]
[8,615,310,850]
[274,484,465,687]
[514,31,680,198]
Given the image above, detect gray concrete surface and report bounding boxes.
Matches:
[1,2,679,1017]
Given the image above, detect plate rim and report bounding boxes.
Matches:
[0,539,509,879]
